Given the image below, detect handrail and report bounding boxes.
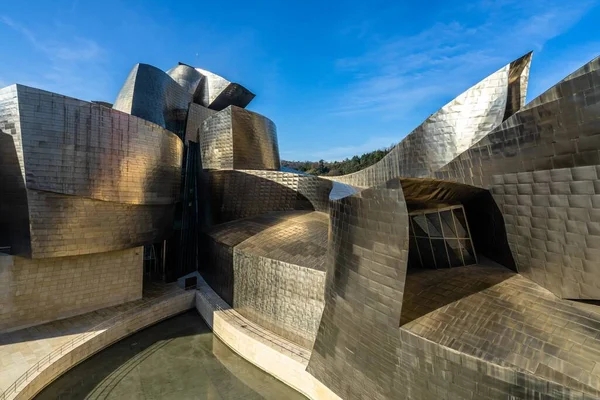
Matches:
[0,289,184,400]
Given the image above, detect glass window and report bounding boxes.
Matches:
[445,239,463,267]
[452,207,469,238]
[425,213,443,237]
[416,238,436,268]
[431,239,450,268]
[411,215,428,237]
[439,210,457,238]
[408,205,477,269]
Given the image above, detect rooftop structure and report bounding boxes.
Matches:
[2,52,600,400]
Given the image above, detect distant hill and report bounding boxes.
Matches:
[282,145,394,176]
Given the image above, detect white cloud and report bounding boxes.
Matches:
[0,16,108,100]
[332,0,597,118]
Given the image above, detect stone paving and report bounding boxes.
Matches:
[0,282,187,398]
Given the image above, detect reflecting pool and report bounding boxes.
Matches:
[35,310,306,400]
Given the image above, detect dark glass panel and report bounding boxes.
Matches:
[408,235,423,269]
[445,239,464,267]
[431,239,450,268]
[411,215,428,237]
[460,239,477,265]
[440,210,457,238]
[425,213,443,237]
[452,207,469,238]
[416,238,436,268]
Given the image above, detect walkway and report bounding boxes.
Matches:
[0,282,195,400]
[34,311,305,400]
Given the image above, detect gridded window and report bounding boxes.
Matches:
[408,205,477,269]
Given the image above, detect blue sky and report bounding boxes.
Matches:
[1,0,598,161]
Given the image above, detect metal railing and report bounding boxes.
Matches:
[0,290,186,400]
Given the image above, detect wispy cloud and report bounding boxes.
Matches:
[1,17,102,62]
[0,16,108,100]
[333,0,597,117]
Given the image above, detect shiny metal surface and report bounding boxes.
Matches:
[184,102,215,143]
[206,169,333,224]
[326,53,532,187]
[308,181,410,400]
[166,63,204,97]
[113,63,192,134]
[4,50,600,400]
[306,55,600,400]
[203,211,327,349]
[0,84,182,258]
[195,68,255,111]
[200,106,280,170]
[435,56,600,299]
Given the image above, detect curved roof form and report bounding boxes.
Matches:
[326,52,532,188]
[113,63,192,132]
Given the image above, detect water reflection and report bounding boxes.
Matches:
[35,310,306,400]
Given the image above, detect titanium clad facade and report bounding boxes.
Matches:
[113,63,192,133]
[326,53,532,188]
[206,169,333,224]
[5,50,600,400]
[184,102,216,143]
[308,182,409,400]
[200,106,280,170]
[195,67,255,111]
[204,211,327,349]
[434,57,600,299]
[0,85,182,258]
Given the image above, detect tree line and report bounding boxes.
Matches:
[282,145,395,176]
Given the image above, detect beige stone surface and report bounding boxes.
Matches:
[0,248,143,333]
[195,277,341,400]
[0,282,195,400]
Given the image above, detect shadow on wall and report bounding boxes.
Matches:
[204,171,315,225]
[400,177,516,272]
[198,211,315,306]
[0,130,31,256]
[400,262,514,325]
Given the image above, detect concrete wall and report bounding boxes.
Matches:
[14,289,195,400]
[0,247,143,333]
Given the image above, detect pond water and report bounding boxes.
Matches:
[35,310,306,400]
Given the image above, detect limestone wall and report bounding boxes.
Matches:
[0,247,143,333]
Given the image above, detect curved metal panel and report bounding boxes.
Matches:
[435,56,600,299]
[204,211,327,349]
[14,86,183,205]
[27,190,175,258]
[166,63,204,96]
[326,53,532,188]
[113,63,192,134]
[307,182,409,399]
[200,106,280,170]
[184,102,215,143]
[0,85,182,258]
[205,169,332,224]
[195,68,255,111]
[307,180,600,399]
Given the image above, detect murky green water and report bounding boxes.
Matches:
[35,310,306,400]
